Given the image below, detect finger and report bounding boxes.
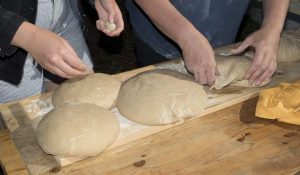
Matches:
[199,70,208,85]
[47,65,72,79]
[56,58,86,77]
[245,47,265,80]
[207,67,216,86]
[96,20,114,36]
[60,40,87,71]
[248,52,268,84]
[194,70,200,83]
[95,0,108,21]
[109,7,124,36]
[230,37,253,55]
[108,6,116,23]
[255,59,276,85]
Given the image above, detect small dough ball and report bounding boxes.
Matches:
[52,73,121,109]
[105,21,117,32]
[117,69,207,125]
[37,103,120,157]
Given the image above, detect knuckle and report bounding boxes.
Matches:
[48,56,57,64]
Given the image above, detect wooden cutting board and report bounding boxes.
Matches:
[1,60,300,175]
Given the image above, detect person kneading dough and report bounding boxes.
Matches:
[37,103,120,157]
[117,69,207,125]
[52,73,121,109]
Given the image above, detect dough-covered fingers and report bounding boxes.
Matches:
[199,70,208,85]
[245,47,265,80]
[255,59,276,85]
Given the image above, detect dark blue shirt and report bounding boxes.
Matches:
[125,0,250,59]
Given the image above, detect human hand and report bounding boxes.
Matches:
[231,27,280,85]
[12,22,87,79]
[181,33,217,86]
[95,0,124,36]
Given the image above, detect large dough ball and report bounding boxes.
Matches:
[52,73,121,109]
[117,69,207,125]
[37,103,120,157]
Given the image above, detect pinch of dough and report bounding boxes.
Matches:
[105,21,117,31]
[37,103,120,157]
[256,80,300,125]
[52,73,121,109]
[211,56,270,90]
[117,69,207,125]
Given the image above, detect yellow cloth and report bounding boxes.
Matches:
[255,80,300,125]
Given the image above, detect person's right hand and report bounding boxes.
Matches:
[180,32,217,86]
[12,22,87,79]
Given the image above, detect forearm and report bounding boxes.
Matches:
[262,0,290,34]
[134,0,203,48]
[11,21,39,51]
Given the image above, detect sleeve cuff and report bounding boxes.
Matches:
[0,8,26,57]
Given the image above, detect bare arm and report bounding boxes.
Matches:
[231,0,290,85]
[134,0,217,85]
[12,22,87,78]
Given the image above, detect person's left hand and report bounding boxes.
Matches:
[95,0,124,37]
[230,27,281,86]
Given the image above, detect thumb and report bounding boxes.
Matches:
[230,38,252,55]
[105,2,116,23]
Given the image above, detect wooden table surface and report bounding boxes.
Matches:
[1,97,300,175]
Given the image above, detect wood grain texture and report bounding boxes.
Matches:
[45,98,300,175]
[0,130,29,175]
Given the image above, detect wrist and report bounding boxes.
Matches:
[178,27,209,51]
[11,22,40,51]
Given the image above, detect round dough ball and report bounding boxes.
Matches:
[52,73,121,109]
[37,103,120,157]
[117,69,207,125]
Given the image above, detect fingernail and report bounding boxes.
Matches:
[255,81,260,86]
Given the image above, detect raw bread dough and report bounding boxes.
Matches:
[214,29,300,63]
[105,21,117,31]
[211,30,300,90]
[117,69,207,125]
[277,29,300,62]
[256,80,300,125]
[52,73,121,109]
[211,56,270,90]
[37,103,120,157]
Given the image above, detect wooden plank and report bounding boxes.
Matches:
[1,61,300,174]
[43,98,300,175]
[0,130,29,175]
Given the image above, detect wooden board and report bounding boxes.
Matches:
[1,60,300,175]
[2,98,300,175]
